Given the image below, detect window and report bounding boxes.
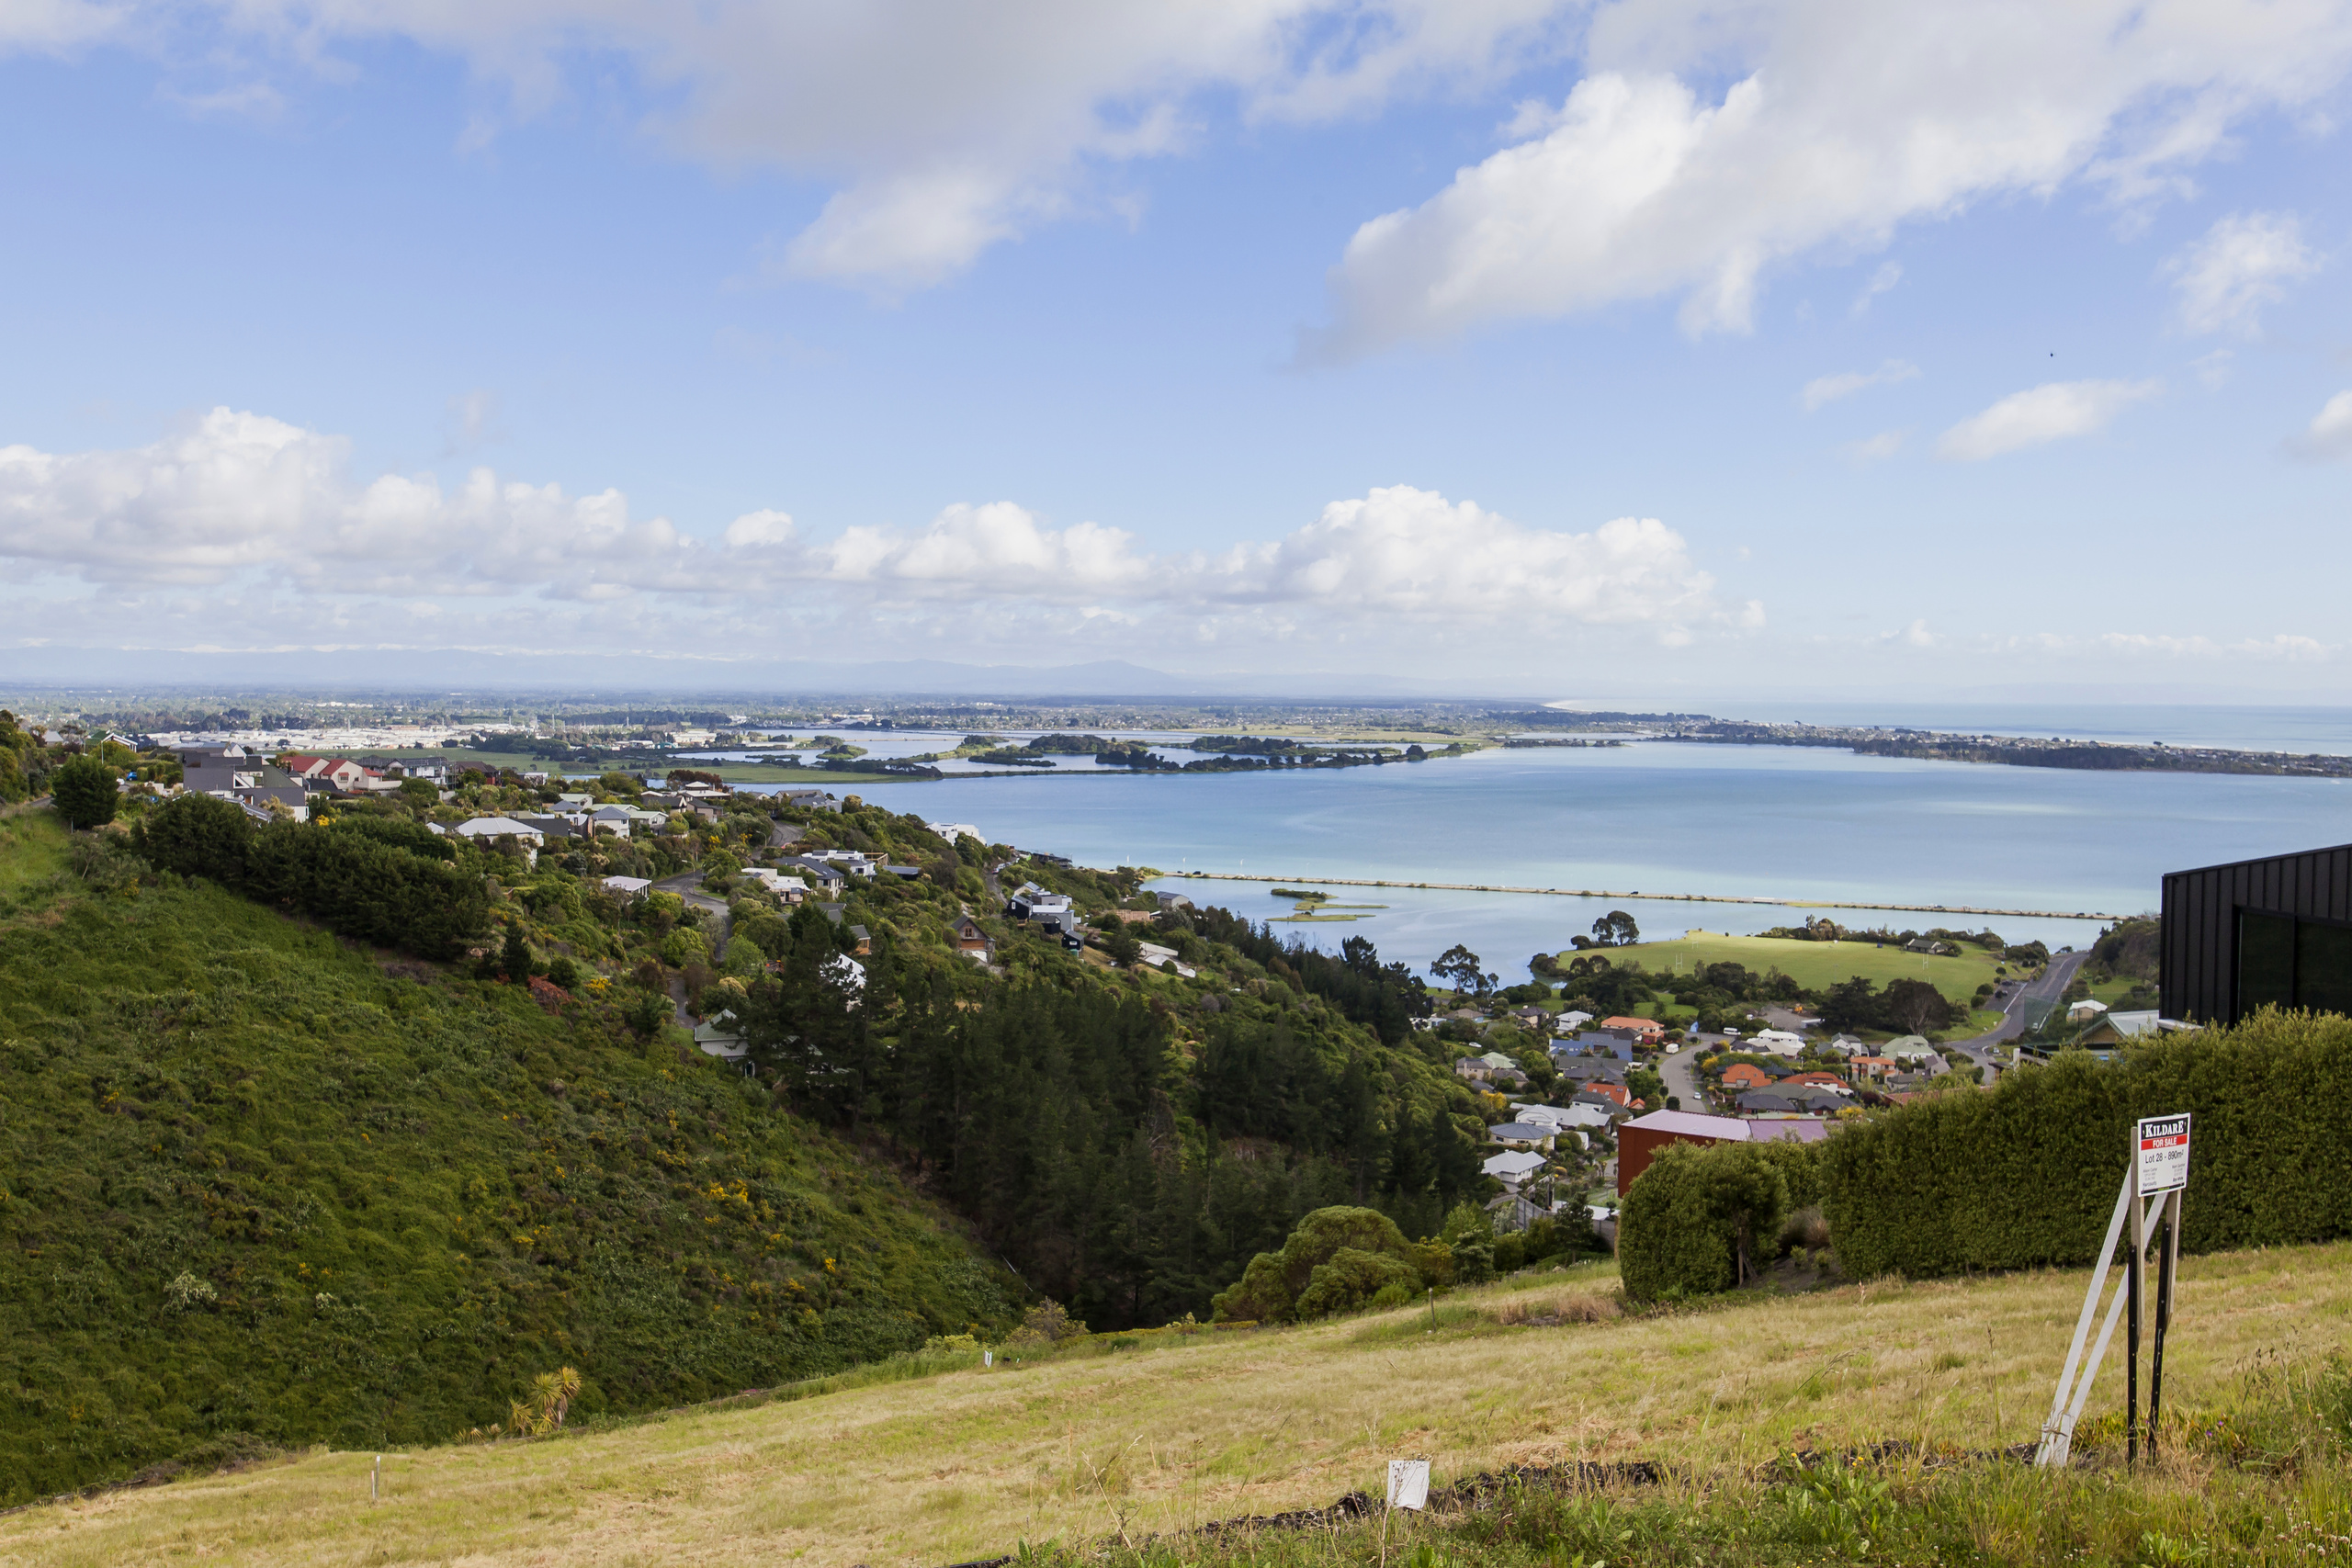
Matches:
[2236,907,2352,1020]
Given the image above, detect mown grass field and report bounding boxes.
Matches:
[1612,931,2011,1008]
[10,1242,2347,1566]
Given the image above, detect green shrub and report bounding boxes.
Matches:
[1620,1142,1791,1303]
[1821,1010,2352,1280]
[1211,1206,1424,1323]
[1293,1247,1420,1317]
[49,756,119,829]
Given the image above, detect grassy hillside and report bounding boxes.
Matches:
[0,807,1016,1504]
[8,1242,2347,1565]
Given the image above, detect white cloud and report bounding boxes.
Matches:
[157,0,1568,292]
[0,0,125,52]
[2166,211,2322,335]
[1935,379,2161,461]
[2288,389,2352,458]
[1317,0,2352,355]
[1842,429,1905,463]
[1803,358,1918,411]
[1849,260,1901,317]
[0,410,1749,650]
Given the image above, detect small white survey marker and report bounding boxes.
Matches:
[1386,1459,1430,1511]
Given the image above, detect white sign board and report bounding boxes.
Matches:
[2136,1113,2191,1196]
[1385,1460,1430,1511]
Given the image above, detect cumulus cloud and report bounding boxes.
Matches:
[2288,390,2352,459]
[1317,0,2352,355]
[0,410,1748,650]
[1803,359,1918,411]
[2167,211,2322,335]
[1934,378,2160,461]
[107,0,1567,292]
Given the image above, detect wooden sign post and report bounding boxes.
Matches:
[2034,1112,2190,1469]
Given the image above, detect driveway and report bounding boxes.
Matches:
[653,872,734,1022]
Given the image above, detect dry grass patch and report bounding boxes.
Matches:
[5,1244,2349,1567]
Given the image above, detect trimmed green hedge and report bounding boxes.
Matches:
[1821,1010,2352,1279]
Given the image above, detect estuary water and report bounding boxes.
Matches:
[851,739,2352,984]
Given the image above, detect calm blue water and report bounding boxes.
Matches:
[851,740,2352,983]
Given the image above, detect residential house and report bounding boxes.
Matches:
[848,924,871,956]
[822,953,866,1000]
[808,850,878,879]
[601,875,652,899]
[1600,1015,1666,1045]
[1481,1149,1549,1188]
[1847,1055,1897,1079]
[1616,1109,1752,1195]
[950,916,993,960]
[1883,1037,1941,1062]
[1550,1053,1629,1087]
[784,856,850,891]
[1507,1007,1549,1032]
[926,821,982,844]
[456,817,546,847]
[1570,1089,1630,1122]
[2067,998,2111,1021]
[1136,941,1198,979]
[2075,1010,2188,1047]
[1720,1063,1778,1090]
[1487,1122,1557,1150]
[1580,1081,1633,1110]
[1749,1029,1806,1058]
[1509,1101,1616,1134]
[1553,1010,1594,1034]
[780,789,841,813]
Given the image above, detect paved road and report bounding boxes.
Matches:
[1948,949,2088,1081]
[1658,1044,1708,1113]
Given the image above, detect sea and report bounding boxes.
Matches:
[713,705,2352,987]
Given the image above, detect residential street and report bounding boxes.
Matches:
[1948,949,2088,1081]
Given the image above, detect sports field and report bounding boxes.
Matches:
[1600,931,2013,1010]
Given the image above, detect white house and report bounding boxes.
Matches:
[602,875,652,898]
[1510,1101,1616,1133]
[1750,1029,1806,1058]
[456,817,544,846]
[2068,998,2111,1021]
[1553,1010,1594,1035]
[927,821,983,844]
[1481,1150,1548,1188]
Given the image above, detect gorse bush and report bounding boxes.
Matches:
[1820,1010,2352,1280]
[1212,1206,1432,1322]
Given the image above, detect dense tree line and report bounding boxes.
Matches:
[135,794,490,960]
[731,912,1483,1329]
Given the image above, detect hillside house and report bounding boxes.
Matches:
[951,916,993,960]
[1481,1150,1548,1189]
[1600,1015,1665,1045]
[1720,1063,1778,1090]
[1486,1122,1556,1150]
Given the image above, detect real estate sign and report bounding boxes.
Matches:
[2135,1113,2191,1196]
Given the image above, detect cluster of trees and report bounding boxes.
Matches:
[1573,910,1642,949]
[136,794,491,960]
[0,710,62,805]
[1187,914,1436,1045]
[1209,1201,1599,1323]
[1819,975,1961,1035]
[731,933,1486,1326]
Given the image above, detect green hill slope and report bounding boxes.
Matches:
[0,809,1015,1504]
[7,1242,2347,1566]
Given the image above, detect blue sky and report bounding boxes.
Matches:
[3,1,2351,698]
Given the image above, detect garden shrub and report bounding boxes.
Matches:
[1620,1141,1791,1303]
[1293,1247,1420,1317]
[1820,1010,2352,1280]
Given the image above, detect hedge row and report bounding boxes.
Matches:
[136,794,490,960]
[1820,1010,2352,1279]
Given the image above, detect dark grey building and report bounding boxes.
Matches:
[2161,843,2352,1023]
